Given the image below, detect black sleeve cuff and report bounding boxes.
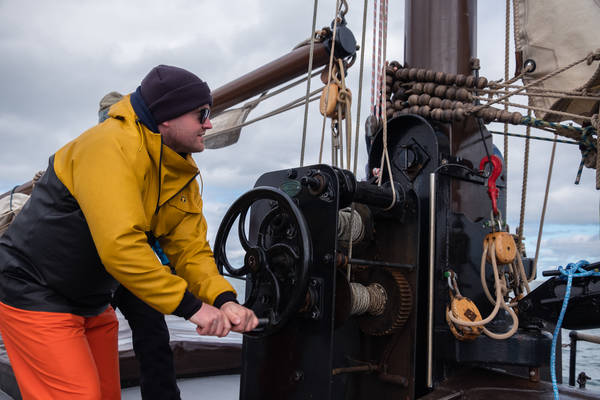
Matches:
[172,290,203,319]
[213,291,238,308]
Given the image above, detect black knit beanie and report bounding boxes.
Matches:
[140,65,212,124]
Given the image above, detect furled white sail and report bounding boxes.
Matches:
[514,0,600,123]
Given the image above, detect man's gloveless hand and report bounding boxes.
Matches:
[189,302,231,337]
[220,302,259,333]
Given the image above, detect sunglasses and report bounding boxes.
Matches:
[197,108,211,124]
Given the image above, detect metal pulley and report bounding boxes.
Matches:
[322,16,357,60]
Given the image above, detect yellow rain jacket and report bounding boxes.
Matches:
[0,96,235,317]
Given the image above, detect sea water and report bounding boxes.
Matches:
[562,328,600,389]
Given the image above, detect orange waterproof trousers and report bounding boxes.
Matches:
[0,301,120,400]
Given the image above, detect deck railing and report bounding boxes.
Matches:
[568,330,600,388]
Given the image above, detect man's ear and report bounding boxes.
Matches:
[160,120,170,127]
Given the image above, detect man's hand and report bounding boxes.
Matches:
[189,303,231,337]
[220,302,259,333]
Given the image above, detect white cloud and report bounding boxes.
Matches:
[0,1,597,275]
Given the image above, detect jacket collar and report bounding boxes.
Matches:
[130,86,159,133]
[109,95,200,209]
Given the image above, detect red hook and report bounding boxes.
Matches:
[479,155,503,216]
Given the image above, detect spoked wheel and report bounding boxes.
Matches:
[214,186,311,337]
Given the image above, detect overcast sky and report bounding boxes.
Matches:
[0,0,598,272]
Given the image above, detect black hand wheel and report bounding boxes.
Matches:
[214,186,311,337]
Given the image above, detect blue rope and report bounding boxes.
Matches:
[550,260,599,399]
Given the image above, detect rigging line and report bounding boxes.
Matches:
[212,69,321,120]
[352,0,369,176]
[375,0,386,120]
[260,69,323,105]
[347,0,368,282]
[488,130,579,145]
[593,114,600,190]
[474,88,600,101]
[319,0,341,164]
[517,109,532,249]
[473,51,600,113]
[504,0,511,178]
[474,96,595,122]
[533,134,557,280]
[209,90,322,137]
[490,83,600,97]
[378,0,396,211]
[370,0,377,113]
[512,0,522,52]
[476,118,492,168]
[337,58,352,168]
[300,0,320,167]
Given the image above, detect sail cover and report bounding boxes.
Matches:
[514,0,600,123]
[204,106,253,149]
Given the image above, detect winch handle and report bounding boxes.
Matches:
[479,155,503,216]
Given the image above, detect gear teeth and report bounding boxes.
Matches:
[359,268,413,336]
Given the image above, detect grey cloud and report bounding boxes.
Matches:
[0,1,597,262]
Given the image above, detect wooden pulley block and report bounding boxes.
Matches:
[319,83,339,117]
[446,297,483,341]
[484,232,517,264]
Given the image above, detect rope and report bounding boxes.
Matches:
[489,130,578,145]
[350,282,371,315]
[533,134,558,276]
[350,282,387,316]
[366,283,387,316]
[472,49,600,113]
[370,0,378,115]
[300,0,320,167]
[345,0,369,280]
[318,0,341,163]
[212,89,323,137]
[352,0,368,176]
[550,260,597,400]
[512,0,522,52]
[504,0,511,177]
[517,109,531,248]
[489,83,600,98]
[593,114,600,190]
[475,87,600,102]
[448,242,507,329]
[474,96,596,122]
[336,58,353,168]
[375,0,383,118]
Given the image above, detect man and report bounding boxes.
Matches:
[0,65,258,399]
[100,90,182,400]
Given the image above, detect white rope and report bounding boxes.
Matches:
[353,0,369,176]
[533,134,558,279]
[300,0,320,167]
[318,0,341,164]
